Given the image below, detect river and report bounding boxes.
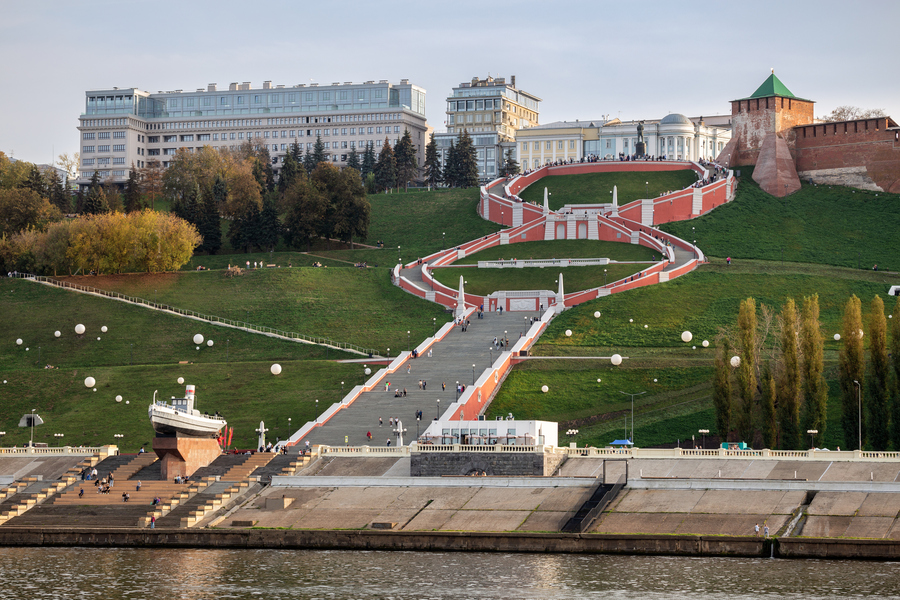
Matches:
[1,547,899,599]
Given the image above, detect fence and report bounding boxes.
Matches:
[13,273,378,357]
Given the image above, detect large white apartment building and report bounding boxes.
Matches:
[76,79,429,189]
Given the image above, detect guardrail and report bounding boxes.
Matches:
[14,274,378,357]
[0,445,115,457]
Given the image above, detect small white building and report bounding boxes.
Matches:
[419,419,558,447]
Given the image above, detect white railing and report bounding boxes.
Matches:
[555,446,900,461]
[16,274,378,357]
[0,445,113,456]
[477,258,611,269]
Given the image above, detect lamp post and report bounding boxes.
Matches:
[29,409,35,448]
[442,232,445,249]
[288,417,291,434]
[456,381,460,400]
[341,381,344,396]
[645,181,649,198]
[472,364,476,385]
[432,317,436,337]
[407,330,410,352]
[398,245,401,264]
[504,330,508,348]
[489,346,493,366]
[853,379,862,450]
[699,429,709,450]
[807,429,818,450]
[604,269,607,286]
[619,391,646,444]
[436,398,440,419]
[315,399,319,424]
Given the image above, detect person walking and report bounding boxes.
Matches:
[367,431,372,441]
[754,523,760,537]
[150,515,156,529]
[379,417,383,427]
[764,522,769,538]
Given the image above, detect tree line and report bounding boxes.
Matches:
[713,294,900,451]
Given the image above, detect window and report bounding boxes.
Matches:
[546,141,552,150]
[394,126,400,133]
[83,158,95,166]
[212,134,218,141]
[113,144,126,152]
[350,128,355,135]
[164,135,176,142]
[113,157,125,165]
[180,135,193,142]
[163,148,177,155]
[324,142,330,149]
[98,145,110,152]
[376,127,382,134]
[97,158,110,165]
[198,134,210,141]
[253,95,261,104]
[264,131,270,138]
[220,97,227,105]
[98,132,110,139]
[82,133,95,140]
[558,140,564,150]
[148,149,160,156]
[237,96,244,105]
[368,127,373,134]
[569,140,575,149]
[280,144,286,151]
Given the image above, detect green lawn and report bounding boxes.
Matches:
[432,264,643,296]
[518,170,698,209]
[662,171,900,270]
[53,268,449,354]
[458,239,658,262]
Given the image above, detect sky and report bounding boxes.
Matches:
[1,0,898,165]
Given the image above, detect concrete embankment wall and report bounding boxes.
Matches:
[1,528,899,559]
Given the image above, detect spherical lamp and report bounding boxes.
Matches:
[84,376,95,388]
[101,326,108,333]
[565,329,572,337]
[364,368,371,375]
[834,333,841,341]
[193,333,204,345]
[115,395,123,403]
[611,354,623,366]
[15,339,22,346]
[271,364,282,375]
[207,340,214,347]
[629,318,633,323]
[75,324,85,335]
[681,331,693,343]
[702,340,709,348]
[54,331,61,338]
[730,356,741,368]
[594,311,601,318]
[177,377,184,385]
[541,385,549,393]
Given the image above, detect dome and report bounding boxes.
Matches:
[660,113,693,125]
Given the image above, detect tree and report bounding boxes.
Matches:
[891,296,900,449]
[374,138,396,192]
[257,196,281,251]
[24,164,46,198]
[777,298,802,449]
[868,295,890,450]
[312,135,327,167]
[303,146,316,174]
[83,171,108,215]
[394,129,418,190]
[820,106,887,122]
[123,166,143,213]
[56,152,80,187]
[346,146,361,174]
[500,148,520,177]
[138,159,164,210]
[801,295,828,446]
[423,134,442,187]
[736,298,758,445]
[713,338,733,442]
[278,149,299,196]
[839,295,866,449]
[0,188,60,236]
[761,363,777,449]
[47,168,71,213]
[282,176,326,252]
[443,140,458,187]
[455,129,480,188]
[361,142,376,179]
[197,179,222,255]
[228,201,260,254]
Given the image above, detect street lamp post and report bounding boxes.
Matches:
[315,399,319,424]
[604,269,607,286]
[807,429,819,450]
[698,429,709,450]
[504,330,508,348]
[472,364,476,385]
[407,330,410,352]
[29,409,35,448]
[436,398,440,419]
[645,181,649,198]
[619,391,646,445]
[489,346,493,366]
[442,232,445,249]
[853,380,862,450]
[456,382,460,400]
[432,317,436,337]
[398,245,401,264]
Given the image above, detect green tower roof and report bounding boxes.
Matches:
[734,72,812,103]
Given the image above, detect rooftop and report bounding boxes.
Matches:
[735,72,814,103]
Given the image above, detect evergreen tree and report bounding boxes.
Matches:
[394,129,418,190]
[346,146,361,174]
[500,148,520,177]
[423,134,442,187]
[289,140,302,165]
[891,296,900,449]
[777,298,802,449]
[868,295,890,450]
[761,363,778,449]
[259,147,275,192]
[444,141,458,187]
[83,171,108,215]
[713,338,733,442]
[839,295,866,449]
[212,173,227,210]
[198,185,222,255]
[303,146,316,174]
[228,201,260,253]
[373,138,396,192]
[257,196,280,251]
[74,187,85,214]
[361,142,376,179]
[123,167,143,213]
[801,294,828,446]
[455,129,479,188]
[48,168,70,213]
[25,164,45,198]
[312,135,327,167]
[278,150,299,195]
[736,298,757,445]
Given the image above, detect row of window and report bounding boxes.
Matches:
[142,112,404,131]
[82,145,126,153]
[79,170,127,178]
[139,126,404,145]
[165,89,389,110]
[448,99,502,112]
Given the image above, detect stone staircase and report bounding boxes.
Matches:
[0,478,73,525]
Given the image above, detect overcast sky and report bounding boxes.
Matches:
[2,0,897,164]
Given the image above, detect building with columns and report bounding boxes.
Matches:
[517,114,731,170]
[75,79,430,189]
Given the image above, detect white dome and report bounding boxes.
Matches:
[660,113,693,125]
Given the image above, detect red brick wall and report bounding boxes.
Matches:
[793,119,900,193]
[730,97,814,166]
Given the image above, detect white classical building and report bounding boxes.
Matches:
[517,114,731,169]
[75,79,430,189]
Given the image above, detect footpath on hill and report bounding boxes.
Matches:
[301,310,530,447]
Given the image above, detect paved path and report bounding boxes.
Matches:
[301,310,532,447]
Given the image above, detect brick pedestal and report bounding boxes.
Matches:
[153,436,221,480]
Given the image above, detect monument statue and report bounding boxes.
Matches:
[635,121,646,157]
[636,121,644,144]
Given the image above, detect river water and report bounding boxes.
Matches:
[1,547,899,599]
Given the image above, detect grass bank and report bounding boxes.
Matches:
[518,170,698,209]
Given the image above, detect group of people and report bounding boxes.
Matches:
[353,261,368,268]
[311,261,326,268]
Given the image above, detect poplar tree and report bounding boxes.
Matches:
[801,294,828,446]
[777,298,802,449]
[736,298,757,445]
[761,363,778,449]
[868,295,889,450]
[423,134,442,187]
[891,296,900,449]
[713,338,733,442]
[839,295,866,449]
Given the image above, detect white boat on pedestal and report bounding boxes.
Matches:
[148,385,226,438]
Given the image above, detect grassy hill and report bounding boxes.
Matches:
[517,170,697,209]
[661,173,900,270]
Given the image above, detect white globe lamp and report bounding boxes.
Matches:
[15,339,22,346]
[594,311,601,318]
[730,356,741,368]
[681,331,693,343]
[75,324,85,335]
[611,354,622,366]
[115,395,123,403]
[207,340,214,347]
[84,376,95,388]
[834,333,840,341]
[177,377,184,385]
[702,340,709,348]
[54,331,61,338]
[541,385,549,393]
[193,333,204,345]
[101,326,108,333]
[565,329,572,337]
[271,364,282,375]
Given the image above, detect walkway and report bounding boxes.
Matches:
[301,310,530,447]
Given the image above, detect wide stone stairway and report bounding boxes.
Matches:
[302,310,532,447]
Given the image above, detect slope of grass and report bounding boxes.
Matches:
[54,268,449,354]
[518,170,698,209]
[662,173,900,270]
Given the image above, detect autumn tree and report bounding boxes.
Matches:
[839,295,866,449]
[0,188,60,236]
[282,176,326,252]
[777,298,802,449]
[868,295,890,450]
[713,337,733,442]
[891,296,900,449]
[801,295,828,446]
[736,298,758,445]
